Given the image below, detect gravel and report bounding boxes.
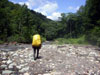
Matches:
[0,44,100,75]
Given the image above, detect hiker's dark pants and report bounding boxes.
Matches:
[32,45,41,60]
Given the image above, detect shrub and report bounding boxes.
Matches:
[85,27,100,46]
[0,40,4,44]
[41,37,46,42]
[7,34,26,43]
[55,36,88,45]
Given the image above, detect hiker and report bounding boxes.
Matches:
[32,34,42,60]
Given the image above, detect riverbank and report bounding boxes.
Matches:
[0,44,100,74]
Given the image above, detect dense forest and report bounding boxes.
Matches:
[0,0,100,46]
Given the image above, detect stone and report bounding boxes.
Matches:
[24,73,30,75]
[25,48,28,50]
[97,57,100,61]
[25,56,28,58]
[51,72,61,75]
[7,59,12,64]
[9,62,17,67]
[2,70,13,74]
[30,59,35,62]
[43,73,51,75]
[13,53,18,56]
[19,64,25,68]
[1,65,7,68]
[2,57,7,60]
[16,65,22,69]
[89,52,98,57]
[19,67,29,72]
[8,65,13,69]
[2,52,6,55]
[21,60,24,63]
[20,55,23,58]
[2,60,7,64]
[10,52,14,54]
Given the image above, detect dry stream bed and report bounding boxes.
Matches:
[0,43,100,75]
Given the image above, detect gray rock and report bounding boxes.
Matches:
[7,59,12,64]
[20,55,23,57]
[97,57,100,61]
[89,52,98,57]
[10,52,14,54]
[16,65,22,69]
[13,53,18,56]
[19,64,25,67]
[24,73,30,75]
[2,52,6,55]
[1,65,7,68]
[2,60,7,64]
[19,67,29,72]
[20,60,24,63]
[9,62,17,67]
[2,57,7,60]
[8,65,13,69]
[30,59,35,62]
[2,70,13,74]
[43,73,51,75]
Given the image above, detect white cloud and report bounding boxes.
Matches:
[34,1,59,20]
[68,6,80,11]
[19,0,47,9]
[18,0,60,20]
[19,0,35,9]
[34,2,58,15]
[76,6,80,10]
[68,6,74,10]
[47,12,61,20]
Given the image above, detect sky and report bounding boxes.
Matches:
[9,0,86,20]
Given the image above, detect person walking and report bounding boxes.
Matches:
[32,34,41,60]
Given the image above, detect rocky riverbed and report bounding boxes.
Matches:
[0,43,100,75]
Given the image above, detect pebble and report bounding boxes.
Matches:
[97,57,100,61]
[13,53,18,56]
[2,52,6,55]
[25,48,28,50]
[19,67,29,72]
[7,59,12,64]
[20,55,23,57]
[1,65,7,68]
[21,60,24,63]
[19,64,25,67]
[2,60,6,64]
[10,62,17,66]
[16,65,22,69]
[31,59,35,62]
[8,65,13,69]
[51,71,61,75]
[2,70,13,74]
[2,57,7,60]
[43,73,51,75]
[24,73,30,75]
[10,52,14,54]
[89,52,98,57]
[0,44,100,75]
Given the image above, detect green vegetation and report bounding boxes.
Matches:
[0,40,4,44]
[0,0,100,46]
[54,36,88,45]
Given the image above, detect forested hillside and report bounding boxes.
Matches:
[0,0,100,46]
[0,0,52,43]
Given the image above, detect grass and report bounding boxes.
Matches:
[0,40,4,44]
[54,36,88,45]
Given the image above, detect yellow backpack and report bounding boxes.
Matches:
[32,34,41,47]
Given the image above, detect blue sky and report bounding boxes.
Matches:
[9,0,86,20]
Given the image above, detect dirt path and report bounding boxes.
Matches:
[0,44,100,75]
